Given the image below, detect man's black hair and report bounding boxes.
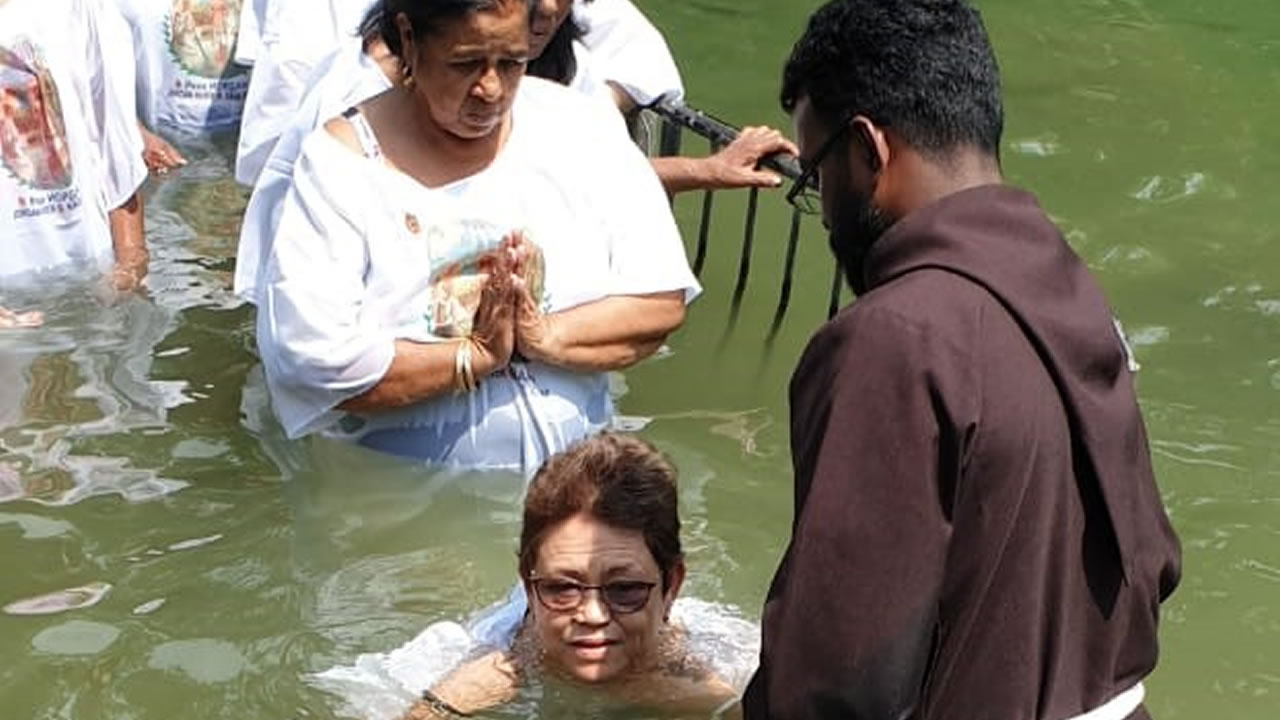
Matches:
[781,0,1004,157]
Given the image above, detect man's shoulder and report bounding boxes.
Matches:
[829,267,995,341]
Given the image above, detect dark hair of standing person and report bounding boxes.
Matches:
[526,14,583,85]
[518,433,683,590]
[358,0,536,68]
[780,0,1004,158]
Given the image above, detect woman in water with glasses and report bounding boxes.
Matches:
[401,432,742,718]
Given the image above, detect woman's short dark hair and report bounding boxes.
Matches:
[781,0,1004,157]
[359,0,535,62]
[519,433,683,589]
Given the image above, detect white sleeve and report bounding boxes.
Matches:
[235,43,314,186]
[257,135,396,438]
[234,0,270,66]
[586,108,700,303]
[574,0,685,105]
[82,0,147,210]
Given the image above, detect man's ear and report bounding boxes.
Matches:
[852,115,890,174]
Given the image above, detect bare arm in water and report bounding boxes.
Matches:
[402,652,519,719]
[108,192,148,292]
[399,648,742,718]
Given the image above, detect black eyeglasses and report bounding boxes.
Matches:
[529,578,658,615]
[786,115,857,215]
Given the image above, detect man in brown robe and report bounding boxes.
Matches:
[743,2,1182,719]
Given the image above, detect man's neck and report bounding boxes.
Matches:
[886,146,1004,221]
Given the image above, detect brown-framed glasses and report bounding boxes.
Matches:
[529,577,658,615]
[786,115,857,215]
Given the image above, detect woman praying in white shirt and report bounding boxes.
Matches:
[255,0,699,474]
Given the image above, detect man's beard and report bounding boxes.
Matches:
[828,188,895,295]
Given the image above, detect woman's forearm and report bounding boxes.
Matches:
[340,339,495,413]
[109,193,148,288]
[531,292,686,372]
[650,156,718,195]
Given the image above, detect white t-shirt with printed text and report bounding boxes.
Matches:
[116,0,250,135]
[0,0,146,280]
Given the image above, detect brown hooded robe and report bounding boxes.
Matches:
[743,185,1181,720]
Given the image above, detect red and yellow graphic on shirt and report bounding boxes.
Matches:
[168,0,245,79]
[0,41,73,191]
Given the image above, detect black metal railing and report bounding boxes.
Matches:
[640,100,843,340]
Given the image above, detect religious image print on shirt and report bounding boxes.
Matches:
[404,216,546,340]
[0,41,81,221]
[165,0,248,125]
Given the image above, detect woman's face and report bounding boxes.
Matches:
[527,513,684,684]
[528,0,574,59]
[397,1,530,140]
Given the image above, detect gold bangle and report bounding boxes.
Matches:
[454,341,468,395]
[461,342,477,392]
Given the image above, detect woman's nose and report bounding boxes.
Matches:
[575,589,611,625]
[473,67,503,102]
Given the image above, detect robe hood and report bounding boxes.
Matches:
[861,184,1179,588]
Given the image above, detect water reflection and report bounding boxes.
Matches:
[0,290,187,506]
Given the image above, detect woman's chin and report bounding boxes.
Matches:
[560,657,626,685]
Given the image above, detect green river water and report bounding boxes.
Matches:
[2,0,1278,717]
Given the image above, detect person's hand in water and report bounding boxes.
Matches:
[703,126,800,190]
[140,124,187,175]
[0,306,43,329]
[406,651,519,718]
[468,239,519,375]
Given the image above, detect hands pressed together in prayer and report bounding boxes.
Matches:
[466,231,558,377]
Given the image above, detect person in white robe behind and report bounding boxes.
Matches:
[255,0,699,475]
[573,0,682,108]
[116,0,253,174]
[0,0,149,321]
[234,0,375,185]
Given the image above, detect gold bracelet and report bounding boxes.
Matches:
[454,341,468,395]
[461,341,477,392]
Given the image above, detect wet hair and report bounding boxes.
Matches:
[358,0,535,64]
[780,0,1004,157]
[519,433,683,590]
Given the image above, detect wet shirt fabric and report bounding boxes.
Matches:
[744,186,1182,720]
[116,0,250,136]
[256,77,700,473]
[0,0,146,280]
[234,37,392,304]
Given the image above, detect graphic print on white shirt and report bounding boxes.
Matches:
[395,216,547,341]
[0,41,83,223]
[123,0,248,132]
